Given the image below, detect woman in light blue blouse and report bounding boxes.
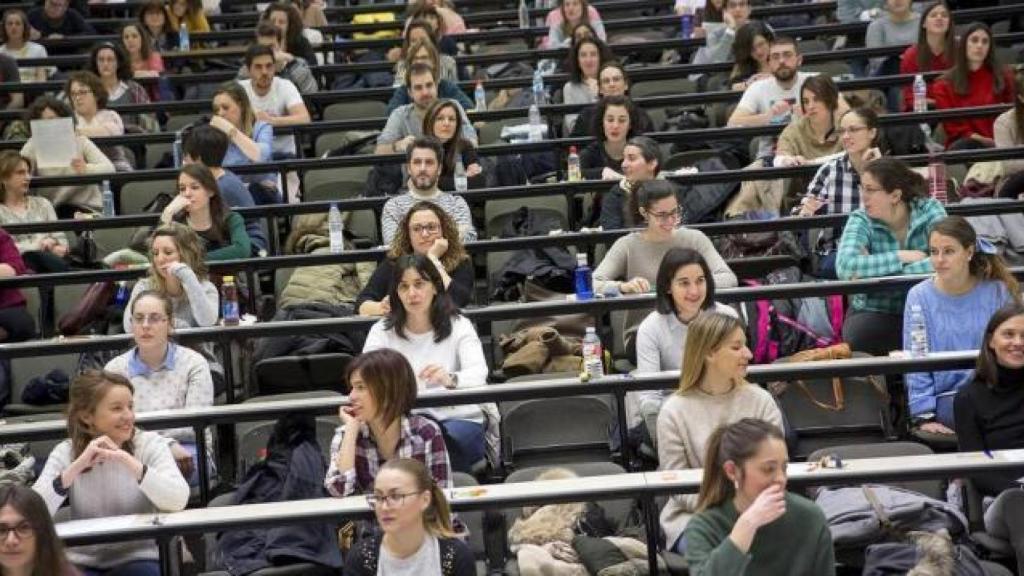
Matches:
[209,82,276,202]
[903,216,1019,435]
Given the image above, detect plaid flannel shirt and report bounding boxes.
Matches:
[835,197,947,314]
[325,414,452,498]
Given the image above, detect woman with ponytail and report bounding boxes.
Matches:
[685,418,834,576]
[904,216,1019,437]
[344,458,473,576]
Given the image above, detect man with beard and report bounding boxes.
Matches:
[237,23,319,94]
[728,36,815,156]
[376,63,477,155]
[380,137,476,244]
[239,45,311,160]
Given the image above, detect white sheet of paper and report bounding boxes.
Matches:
[30,118,76,169]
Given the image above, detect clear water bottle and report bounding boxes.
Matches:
[101,180,115,217]
[179,22,190,52]
[172,131,183,168]
[574,252,593,300]
[528,103,542,142]
[221,276,240,326]
[454,158,468,192]
[582,327,605,379]
[679,7,693,39]
[567,146,581,182]
[328,203,345,254]
[913,74,928,114]
[518,0,530,29]
[532,66,545,106]
[928,153,947,204]
[908,304,929,358]
[474,81,486,112]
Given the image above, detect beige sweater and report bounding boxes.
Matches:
[993,109,1024,177]
[20,134,115,212]
[656,383,784,548]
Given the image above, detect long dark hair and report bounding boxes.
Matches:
[731,20,773,83]
[930,216,1021,300]
[422,99,472,176]
[591,94,637,143]
[567,36,612,84]
[262,2,306,57]
[916,2,955,71]
[862,157,928,206]
[943,22,1004,97]
[87,41,133,82]
[178,163,230,243]
[974,303,1024,389]
[654,248,717,316]
[121,22,155,62]
[696,418,786,511]
[840,106,882,150]
[385,254,457,342]
[0,484,73,576]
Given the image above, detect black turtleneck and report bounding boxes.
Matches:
[954,365,1024,495]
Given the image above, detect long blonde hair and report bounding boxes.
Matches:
[677,311,748,394]
[378,458,456,538]
[146,223,209,295]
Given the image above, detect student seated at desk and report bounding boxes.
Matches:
[684,418,835,575]
[33,370,190,576]
[325,349,453,498]
[106,290,214,487]
[345,458,474,576]
[0,484,76,576]
[955,304,1024,575]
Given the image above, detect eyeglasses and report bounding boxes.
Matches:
[839,126,869,136]
[0,523,34,541]
[410,223,441,236]
[365,491,423,508]
[69,89,92,98]
[132,313,168,326]
[645,207,683,222]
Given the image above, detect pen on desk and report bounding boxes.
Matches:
[983,449,994,459]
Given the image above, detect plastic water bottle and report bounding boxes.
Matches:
[101,180,115,217]
[913,74,928,114]
[928,153,947,204]
[328,203,344,254]
[679,7,693,39]
[178,23,190,52]
[454,158,468,192]
[532,66,545,106]
[113,280,130,308]
[528,103,542,142]
[574,252,593,300]
[908,304,929,358]
[567,146,581,182]
[172,131,183,168]
[221,276,240,326]
[582,327,605,379]
[518,0,530,29]
[474,81,486,112]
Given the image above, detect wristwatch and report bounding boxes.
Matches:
[912,412,936,426]
[447,372,459,389]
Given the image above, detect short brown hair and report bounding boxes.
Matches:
[345,349,418,426]
[66,70,108,109]
[0,150,30,203]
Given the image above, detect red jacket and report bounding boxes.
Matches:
[932,66,1015,147]
[899,44,953,112]
[0,228,27,309]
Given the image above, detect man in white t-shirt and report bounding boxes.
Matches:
[728,35,816,156]
[238,44,311,158]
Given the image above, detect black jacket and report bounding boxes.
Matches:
[214,414,344,575]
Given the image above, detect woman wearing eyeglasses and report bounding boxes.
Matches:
[797,107,884,278]
[594,180,737,359]
[345,458,473,576]
[356,201,473,317]
[0,484,76,576]
[105,290,214,486]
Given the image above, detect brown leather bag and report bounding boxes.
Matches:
[768,343,887,411]
[57,281,116,336]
